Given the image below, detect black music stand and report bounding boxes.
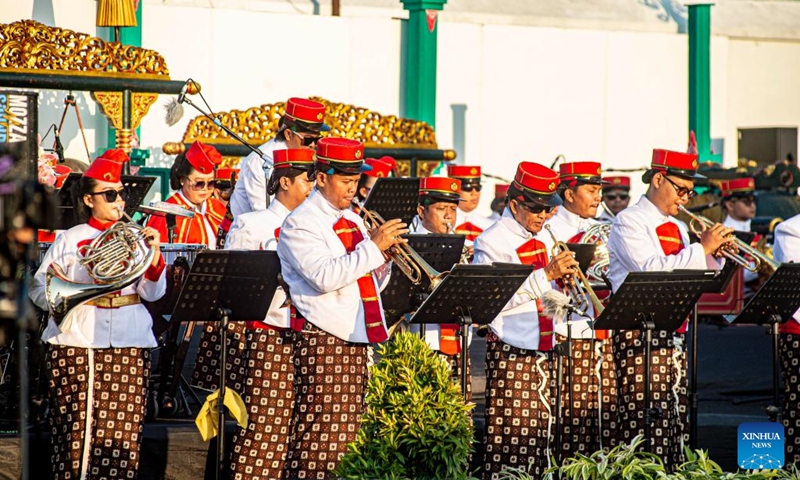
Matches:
[408,263,532,398]
[565,243,597,275]
[381,234,465,327]
[361,177,420,226]
[734,262,800,422]
[688,260,739,449]
[594,270,717,452]
[54,173,155,229]
[171,250,280,480]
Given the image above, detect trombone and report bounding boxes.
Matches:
[678,206,779,274]
[544,224,605,316]
[362,208,448,290]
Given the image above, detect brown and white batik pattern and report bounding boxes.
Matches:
[48,345,150,480]
[613,329,688,470]
[781,333,800,466]
[191,321,248,395]
[553,337,618,459]
[230,328,296,479]
[283,324,368,480]
[483,337,552,480]
[440,351,472,404]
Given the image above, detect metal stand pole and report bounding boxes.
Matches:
[215,307,232,480]
[689,304,699,449]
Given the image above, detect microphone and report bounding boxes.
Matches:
[687,201,718,213]
[53,125,65,163]
[541,290,588,319]
[177,79,192,104]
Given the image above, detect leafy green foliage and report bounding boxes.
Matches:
[495,435,800,480]
[334,331,475,480]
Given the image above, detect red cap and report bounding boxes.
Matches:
[185,141,223,175]
[363,158,393,178]
[315,137,369,174]
[495,183,510,198]
[53,164,72,189]
[447,165,481,183]
[651,149,704,180]
[285,98,329,131]
[510,162,562,207]
[559,161,606,186]
[419,177,462,203]
[719,177,755,197]
[602,176,631,190]
[215,168,239,182]
[84,149,129,183]
[273,149,315,170]
[378,156,396,172]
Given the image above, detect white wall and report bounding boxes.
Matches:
[2,1,800,210]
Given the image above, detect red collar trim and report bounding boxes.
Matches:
[87,216,115,231]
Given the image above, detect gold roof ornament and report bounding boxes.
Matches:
[182,97,438,149]
[0,20,169,79]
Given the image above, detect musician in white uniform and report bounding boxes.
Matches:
[540,161,616,457]
[408,176,473,397]
[229,97,328,218]
[30,149,166,480]
[720,177,759,283]
[277,137,407,479]
[449,164,494,243]
[606,148,732,469]
[226,148,314,479]
[472,161,579,479]
[772,213,800,466]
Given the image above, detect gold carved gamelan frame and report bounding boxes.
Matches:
[163,98,454,176]
[0,19,172,152]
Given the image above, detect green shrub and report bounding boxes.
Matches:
[334,331,475,480]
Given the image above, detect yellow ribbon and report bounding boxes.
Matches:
[194,388,248,441]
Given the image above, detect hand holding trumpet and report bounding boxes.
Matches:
[698,223,737,257]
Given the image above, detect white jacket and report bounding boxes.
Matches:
[773,213,800,324]
[228,138,286,218]
[277,190,391,343]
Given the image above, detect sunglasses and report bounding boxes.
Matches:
[185,178,217,191]
[604,193,630,201]
[461,184,482,193]
[662,175,697,199]
[519,201,555,215]
[733,196,756,206]
[87,188,127,203]
[292,130,321,147]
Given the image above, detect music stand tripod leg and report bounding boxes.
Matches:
[459,313,471,402]
[639,314,656,453]
[767,312,783,423]
[215,307,232,480]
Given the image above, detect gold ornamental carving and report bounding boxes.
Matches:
[182,97,438,148]
[0,20,169,79]
[91,91,159,130]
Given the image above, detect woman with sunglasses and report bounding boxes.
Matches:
[30,149,166,480]
[146,142,251,395]
[146,141,226,246]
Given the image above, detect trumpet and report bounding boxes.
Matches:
[362,208,448,290]
[678,205,779,274]
[544,224,605,316]
[445,222,472,264]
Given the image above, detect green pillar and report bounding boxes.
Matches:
[401,0,447,128]
[104,3,144,151]
[688,3,720,163]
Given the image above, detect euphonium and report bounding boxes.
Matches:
[45,208,157,320]
[362,208,448,290]
[678,205,780,274]
[544,224,605,316]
